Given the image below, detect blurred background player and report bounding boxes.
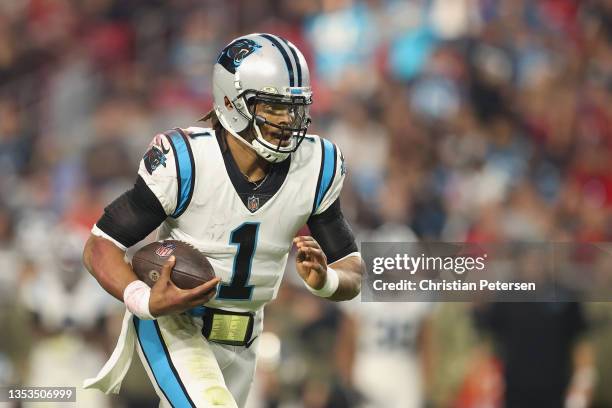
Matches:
[335,189,434,408]
[474,301,594,408]
[338,301,433,408]
[18,224,118,408]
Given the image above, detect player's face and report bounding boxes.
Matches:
[254,102,296,147]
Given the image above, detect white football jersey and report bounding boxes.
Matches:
[138,127,345,312]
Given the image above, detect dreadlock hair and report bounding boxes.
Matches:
[200,108,228,152]
[200,108,222,131]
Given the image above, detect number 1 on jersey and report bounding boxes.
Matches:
[217,222,259,300]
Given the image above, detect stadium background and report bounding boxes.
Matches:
[0,0,611,406]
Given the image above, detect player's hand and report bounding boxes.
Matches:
[294,236,328,290]
[149,256,220,317]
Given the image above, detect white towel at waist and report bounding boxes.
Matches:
[83,310,135,394]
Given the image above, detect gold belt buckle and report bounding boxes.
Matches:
[202,309,254,346]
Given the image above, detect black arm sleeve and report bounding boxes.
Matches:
[307,199,358,263]
[96,176,167,248]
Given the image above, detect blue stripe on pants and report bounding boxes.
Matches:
[134,317,195,408]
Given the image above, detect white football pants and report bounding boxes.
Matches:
[133,310,262,408]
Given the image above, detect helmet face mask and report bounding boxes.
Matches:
[212,34,313,163]
[241,90,312,156]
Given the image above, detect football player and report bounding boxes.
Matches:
[82,33,364,408]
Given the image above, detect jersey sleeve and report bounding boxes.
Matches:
[307,199,359,263]
[138,129,196,218]
[312,138,347,215]
[94,175,167,249]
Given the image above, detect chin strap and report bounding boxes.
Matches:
[251,122,291,163]
[252,139,289,163]
[224,124,289,163]
[214,103,295,163]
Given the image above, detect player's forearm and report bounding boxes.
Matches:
[83,234,138,302]
[328,255,364,301]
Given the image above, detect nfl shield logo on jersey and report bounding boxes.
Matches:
[155,242,177,257]
[247,195,260,212]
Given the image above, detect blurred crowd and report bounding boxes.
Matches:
[1,0,612,407]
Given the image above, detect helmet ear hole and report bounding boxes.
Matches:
[224,96,233,110]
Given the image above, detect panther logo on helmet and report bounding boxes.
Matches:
[217,39,262,74]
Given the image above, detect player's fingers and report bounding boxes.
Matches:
[296,247,308,262]
[295,256,310,275]
[293,235,316,245]
[301,246,324,257]
[295,240,321,250]
[293,236,314,248]
[158,256,176,284]
[184,277,221,300]
[300,261,325,275]
[299,247,326,263]
[190,277,220,301]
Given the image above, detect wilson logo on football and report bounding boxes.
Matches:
[149,270,160,282]
[155,242,177,257]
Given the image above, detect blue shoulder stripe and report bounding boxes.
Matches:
[313,138,337,213]
[134,317,195,407]
[165,129,195,218]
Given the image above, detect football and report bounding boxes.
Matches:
[131,240,215,289]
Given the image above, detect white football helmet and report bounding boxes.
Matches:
[212,33,312,163]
